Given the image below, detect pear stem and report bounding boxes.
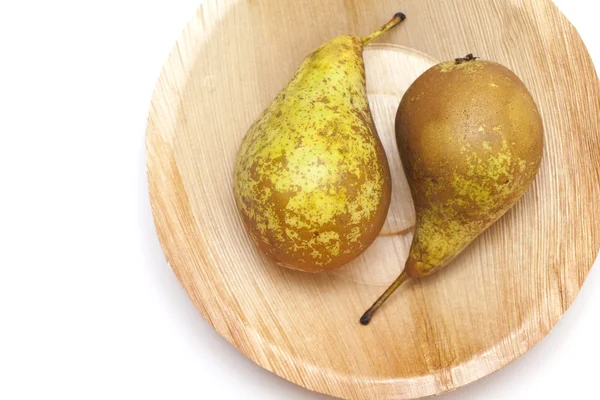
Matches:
[362,12,406,46]
[455,53,479,64]
[360,270,410,325]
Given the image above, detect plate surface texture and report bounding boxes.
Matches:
[146,0,600,398]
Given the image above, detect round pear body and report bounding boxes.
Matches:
[234,36,391,273]
[396,58,544,278]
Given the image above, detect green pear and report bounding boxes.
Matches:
[234,14,406,272]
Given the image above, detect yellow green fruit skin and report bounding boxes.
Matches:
[395,59,544,278]
[234,36,391,273]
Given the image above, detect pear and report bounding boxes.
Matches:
[360,55,544,324]
[234,14,406,272]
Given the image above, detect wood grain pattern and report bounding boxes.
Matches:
[146,0,600,398]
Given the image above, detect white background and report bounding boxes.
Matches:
[0,1,598,399]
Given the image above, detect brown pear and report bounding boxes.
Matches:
[361,54,544,324]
